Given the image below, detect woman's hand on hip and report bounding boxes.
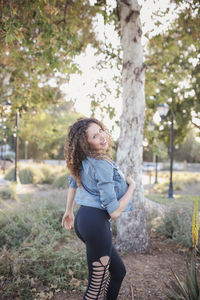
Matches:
[62,211,74,230]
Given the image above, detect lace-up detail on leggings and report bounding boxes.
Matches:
[74,206,126,300]
[84,256,110,300]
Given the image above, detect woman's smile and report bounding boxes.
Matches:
[100,140,107,146]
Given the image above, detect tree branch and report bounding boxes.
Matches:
[120,0,130,6]
[63,0,68,26]
[192,121,200,129]
[126,10,140,23]
[0,0,4,21]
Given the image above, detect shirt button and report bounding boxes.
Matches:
[101,204,105,208]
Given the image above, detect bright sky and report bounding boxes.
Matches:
[60,0,181,140]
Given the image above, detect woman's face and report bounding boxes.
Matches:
[86,123,108,151]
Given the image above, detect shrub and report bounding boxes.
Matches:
[20,167,42,184]
[39,165,55,184]
[4,163,68,187]
[52,173,69,189]
[0,182,19,202]
[4,166,16,181]
[165,198,200,300]
[146,208,162,234]
[156,202,193,248]
[0,193,87,299]
[0,189,13,200]
[165,249,200,300]
[5,165,41,184]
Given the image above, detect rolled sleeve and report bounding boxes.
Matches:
[105,199,120,214]
[68,175,78,188]
[94,160,119,214]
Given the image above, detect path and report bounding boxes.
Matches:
[50,237,191,300]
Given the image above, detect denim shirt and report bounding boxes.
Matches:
[68,157,134,214]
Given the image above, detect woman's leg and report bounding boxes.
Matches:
[105,245,126,300]
[74,206,126,300]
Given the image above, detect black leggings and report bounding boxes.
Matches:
[74,205,126,300]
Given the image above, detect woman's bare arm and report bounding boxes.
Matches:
[62,187,77,230]
[65,187,77,213]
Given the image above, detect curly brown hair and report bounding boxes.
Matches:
[64,117,112,187]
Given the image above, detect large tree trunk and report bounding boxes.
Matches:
[115,0,149,252]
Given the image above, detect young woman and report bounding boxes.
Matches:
[62,117,135,300]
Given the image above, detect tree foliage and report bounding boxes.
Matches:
[145,0,200,148]
[11,102,82,160]
[0,0,97,116]
[174,129,200,162]
[1,0,199,160]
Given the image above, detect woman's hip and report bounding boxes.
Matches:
[74,205,111,240]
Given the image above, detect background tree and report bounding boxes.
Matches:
[0,0,97,119]
[0,0,98,168]
[174,129,200,163]
[144,0,200,148]
[15,102,81,160]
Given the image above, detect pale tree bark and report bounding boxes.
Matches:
[115,0,149,252]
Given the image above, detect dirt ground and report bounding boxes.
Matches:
[50,235,195,300]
